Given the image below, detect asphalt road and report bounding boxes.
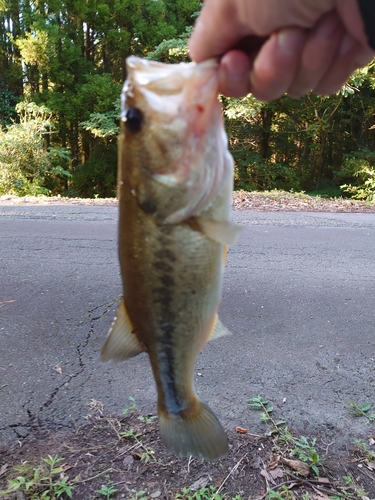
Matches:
[1,205,375,453]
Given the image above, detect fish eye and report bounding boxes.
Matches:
[123,106,143,133]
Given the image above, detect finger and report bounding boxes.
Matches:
[287,12,344,97]
[218,50,253,97]
[250,28,308,101]
[189,0,249,62]
[314,33,375,95]
[189,0,334,63]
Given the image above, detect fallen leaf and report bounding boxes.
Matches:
[150,491,161,498]
[236,426,248,434]
[54,364,62,374]
[269,467,284,480]
[260,468,276,485]
[365,460,375,470]
[189,476,209,491]
[280,457,310,477]
[268,456,281,470]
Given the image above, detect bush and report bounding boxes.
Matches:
[0,102,71,195]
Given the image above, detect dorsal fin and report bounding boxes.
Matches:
[101,299,144,362]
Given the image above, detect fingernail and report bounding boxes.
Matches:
[277,29,305,56]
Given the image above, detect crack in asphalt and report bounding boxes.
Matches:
[2,299,119,441]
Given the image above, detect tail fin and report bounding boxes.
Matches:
[158,401,228,460]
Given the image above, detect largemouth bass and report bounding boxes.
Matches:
[101,56,239,460]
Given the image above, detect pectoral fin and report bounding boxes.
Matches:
[209,314,232,341]
[101,299,144,362]
[195,219,242,245]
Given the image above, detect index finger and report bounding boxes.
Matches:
[189,0,251,61]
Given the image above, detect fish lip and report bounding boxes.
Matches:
[124,56,219,95]
[126,56,219,72]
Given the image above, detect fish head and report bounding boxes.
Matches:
[119,56,233,223]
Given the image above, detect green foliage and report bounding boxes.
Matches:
[80,108,120,139]
[176,486,228,500]
[340,149,375,200]
[0,102,71,196]
[122,396,137,416]
[247,395,286,435]
[0,86,18,126]
[348,401,375,422]
[138,415,157,424]
[353,439,375,461]
[266,486,295,499]
[248,395,324,478]
[70,144,117,198]
[2,455,74,499]
[96,478,118,499]
[290,436,322,477]
[0,0,374,197]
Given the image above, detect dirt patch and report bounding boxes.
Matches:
[0,403,374,500]
[231,190,375,213]
[2,190,375,213]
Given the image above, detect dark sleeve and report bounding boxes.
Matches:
[357,0,375,50]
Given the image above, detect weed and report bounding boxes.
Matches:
[247,396,324,478]
[96,477,118,499]
[266,485,295,499]
[348,401,375,423]
[246,395,286,435]
[277,426,294,446]
[1,454,73,499]
[119,427,155,463]
[137,415,157,424]
[128,490,147,500]
[120,428,141,440]
[290,436,322,477]
[122,396,137,416]
[353,438,375,460]
[176,486,228,500]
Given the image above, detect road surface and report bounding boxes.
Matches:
[1,204,375,453]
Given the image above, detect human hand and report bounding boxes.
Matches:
[189,0,375,100]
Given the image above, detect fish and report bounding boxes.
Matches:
[101,56,240,460]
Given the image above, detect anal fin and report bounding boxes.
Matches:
[209,314,232,341]
[101,298,144,362]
